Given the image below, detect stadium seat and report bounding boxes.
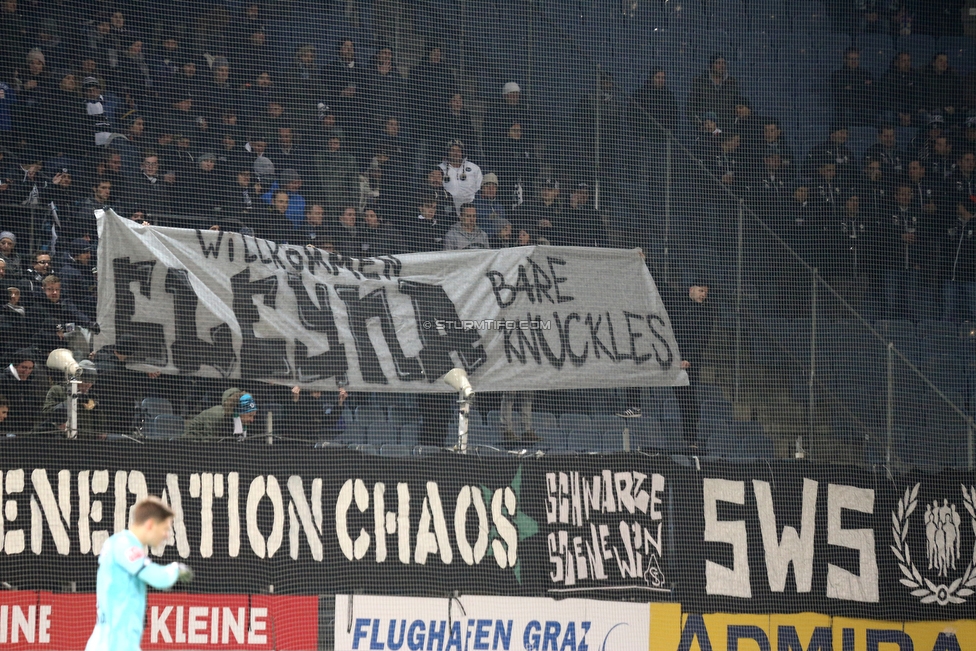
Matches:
[467,424,497,448]
[335,423,366,446]
[938,36,976,72]
[400,422,419,447]
[742,432,776,459]
[896,34,937,67]
[558,413,593,432]
[590,414,622,432]
[145,414,185,439]
[140,397,174,416]
[792,1,828,33]
[566,428,605,452]
[822,32,853,65]
[379,444,412,457]
[918,320,959,339]
[355,405,388,425]
[856,33,895,76]
[535,428,567,448]
[366,422,398,447]
[847,126,878,161]
[707,430,737,458]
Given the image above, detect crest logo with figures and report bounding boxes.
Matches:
[891,484,976,605]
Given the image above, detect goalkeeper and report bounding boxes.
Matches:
[85,497,194,651]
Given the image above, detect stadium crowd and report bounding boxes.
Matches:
[0,0,974,444]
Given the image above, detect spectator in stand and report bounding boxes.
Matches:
[758,119,794,174]
[7,157,70,207]
[331,205,362,257]
[364,45,404,130]
[922,53,962,121]
[283,45,322,119]
[955,114,976,155]
[180,152,224,215]
[14,49,55,137]
[241,71,278,124]
[403,192,447,253]
[300,203,332,248]
[439,139,483,216]
[186,388,257,439]
[0,286,30,357]
[473,173,507,234]
[81,76,119,147]
[563,182,608,247]
[70,179,115,242]
[231,26,274,90]
[279,386,349,440]
[630,68,679,144]
[0,348,45,435]
[911,113,947,159]
[516,178,563,245]
[686,54,743,131]
[825,193,885,319]
[942,185,976,322]
[483,82,536,172]
[267,127,308,179]
[37,359,106,438]
[883,183,934,320]
[811,157,846,224]
[948,150,976,226]
[31,274,94,359]
[0,394,7,432]
[406,43,455,132]
[882,52,924,126]
[371,117,411,193]
[360,207,395,257]
[489,218,517,248]
[22,250,52,299]
[805,125,856,183]
[313,129,358,211]
[222,167,258,223]
[260,168,306,230]
[831,48,877,127]
[905,159,942,220]
[856,155,893,220]
[864,125,906,177]
[0,230,22,276]
[323,38,365,144]
[248,190,293,242]
[571,71,627,194]
[438,93,481,161]
[749,151,792,221]
[93,333,164,436]
[492,121,535,211]
[0,0,29,78]
[444,202,489,250]
[118,38,155,114]
[129,151,173,217]
[923,135,955,183]
[201,57,237,122]
[58,239,96,319]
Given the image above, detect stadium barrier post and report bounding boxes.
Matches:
[886,342,894,466]
[734,199,744,406]
[807,269,819,459]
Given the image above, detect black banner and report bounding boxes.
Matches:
[1,440,973,621]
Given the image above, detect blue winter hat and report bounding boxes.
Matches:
[238,393,257,415]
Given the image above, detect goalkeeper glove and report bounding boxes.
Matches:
[176,563,195,583]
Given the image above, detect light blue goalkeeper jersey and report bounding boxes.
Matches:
[85,529,181,651]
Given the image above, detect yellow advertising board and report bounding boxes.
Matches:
[649,604,974,651]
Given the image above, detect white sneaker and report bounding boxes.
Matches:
[615,407,642,418]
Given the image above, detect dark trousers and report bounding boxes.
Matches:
[676,366,700,445]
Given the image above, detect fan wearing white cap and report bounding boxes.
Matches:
[438,139,483,216]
